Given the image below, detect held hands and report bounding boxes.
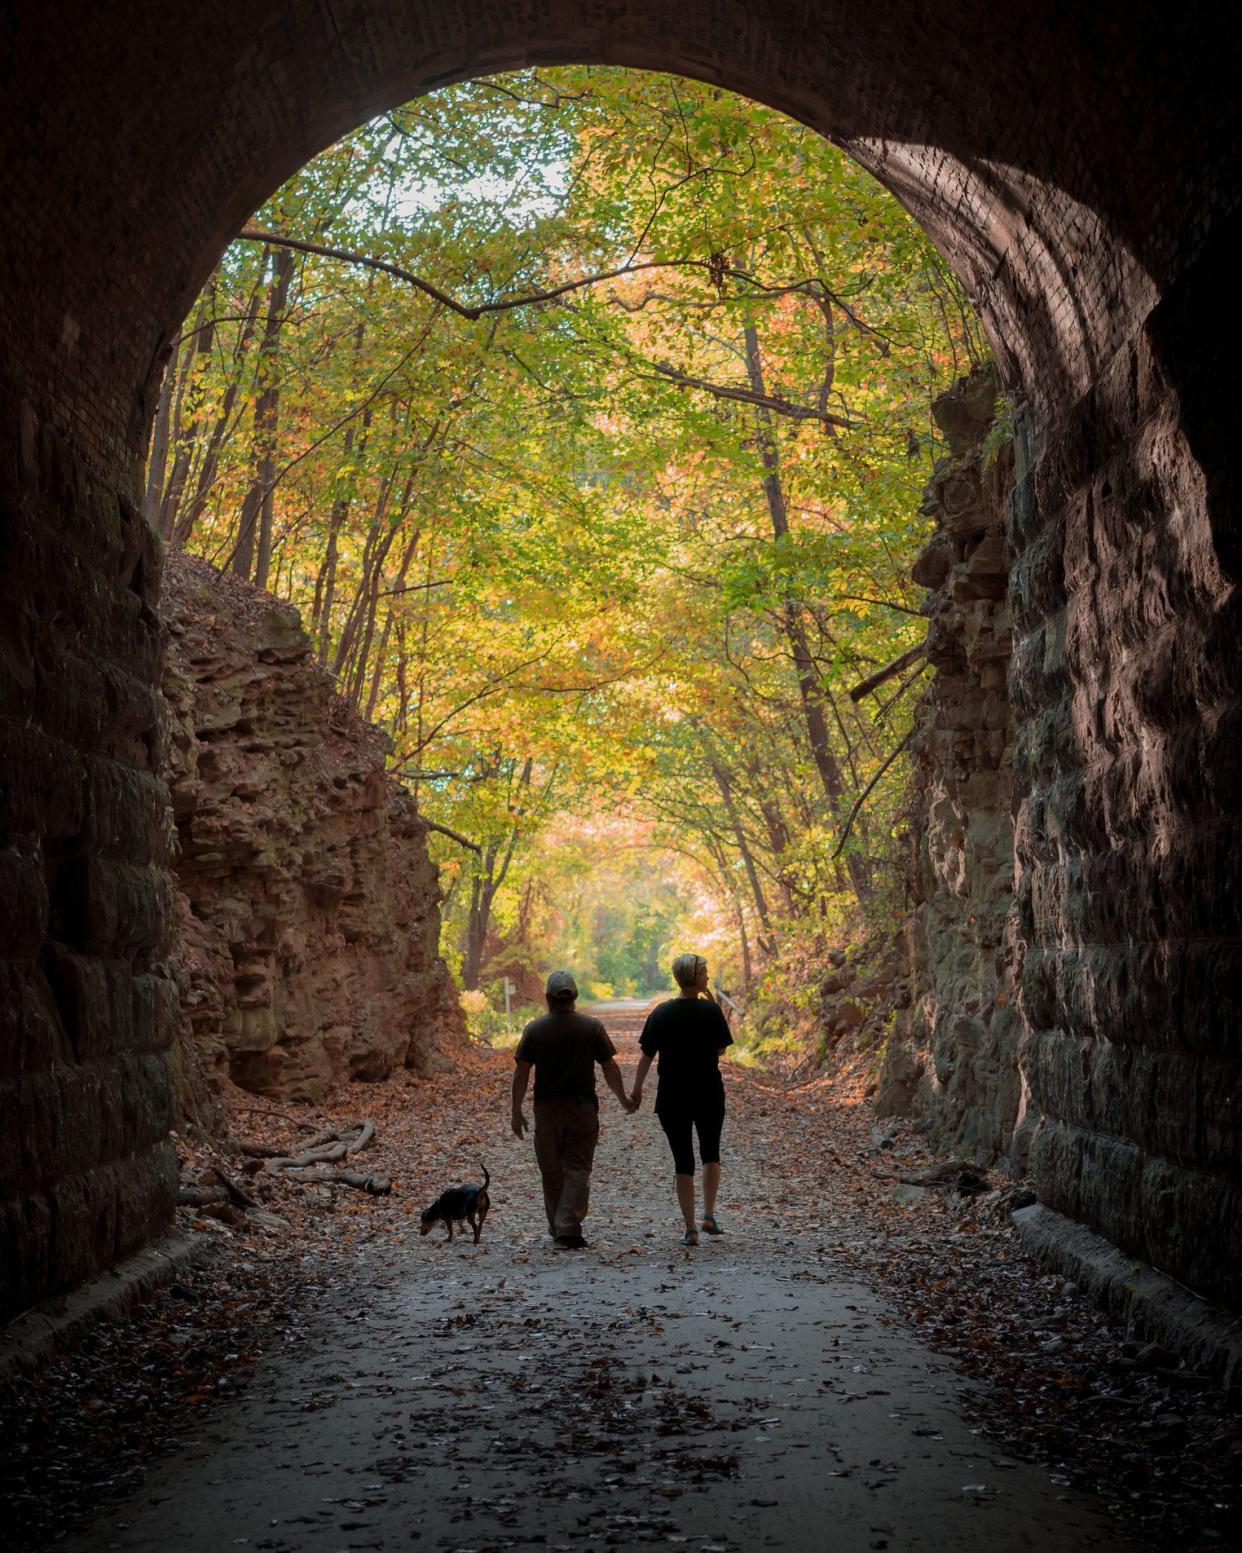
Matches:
[511,1108,528,1140]
[626,1086,643,1114]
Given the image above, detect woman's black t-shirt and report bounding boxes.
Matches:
[639,997,732,1114]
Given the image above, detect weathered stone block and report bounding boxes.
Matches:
[0,719,87,842]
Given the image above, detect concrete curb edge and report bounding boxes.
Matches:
[1012,1202,1242,1391]
[0,1231,222,1386]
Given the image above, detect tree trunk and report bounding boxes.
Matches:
[736,898,753,989]
[144,350,179,530]
[173,275,266,547]
[311,320,371,659]
[460,758,532,989]
[710,757,773,941]
[362,513,421,717]
[462,856,495,991]
[742,322,872,905]
[233,247,295,583]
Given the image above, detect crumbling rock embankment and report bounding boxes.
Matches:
[161,553,463,1105]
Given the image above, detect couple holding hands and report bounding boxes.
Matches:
[510,954,732,1248]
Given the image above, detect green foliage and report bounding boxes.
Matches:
[148,66,987,1013]
[460,988,540,1046]
[982,393,1016,468]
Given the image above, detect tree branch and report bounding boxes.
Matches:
[375,578,452,600]
[421,819,481,854]
[830,731,914,860]
[848,643,926,702]
[233,230,858,334]
[838,594,926,618]
[650,360,856,429]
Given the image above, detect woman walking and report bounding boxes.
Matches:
[630,953,733,1245]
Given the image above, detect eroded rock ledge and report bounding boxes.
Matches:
[878,367,1024,1160]
[162,553,463,1105]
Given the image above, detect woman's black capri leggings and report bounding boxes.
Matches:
[657,1098,725,1176]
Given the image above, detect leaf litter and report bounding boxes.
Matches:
[1,1039,1238,1552]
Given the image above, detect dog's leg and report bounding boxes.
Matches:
[444,1219,453,1241]
[470,1211,481,1244]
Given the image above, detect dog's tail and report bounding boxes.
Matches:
[479,1159,490,1192]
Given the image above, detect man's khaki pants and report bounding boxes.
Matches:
[533,1096,600,1238]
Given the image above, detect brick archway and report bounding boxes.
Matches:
[2,1,1240,1315]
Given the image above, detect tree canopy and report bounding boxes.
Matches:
[147,66,985,1016]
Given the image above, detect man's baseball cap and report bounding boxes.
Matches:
[546,970,578,1001]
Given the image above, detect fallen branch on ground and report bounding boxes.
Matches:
[885,1161,993,1196]
[230,1100,320,1131]
[177,1184,228,1208]
[232,1139,290,1160]
[179,1120,385,1216]
[178,1164,258,1209]
[282,1165,392,1196]
[260,1120,378,1177]
[210,1164,260,1209]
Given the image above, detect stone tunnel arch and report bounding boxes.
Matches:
[1,1,1240,1318]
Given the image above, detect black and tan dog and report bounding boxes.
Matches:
[419,1162,491,1243]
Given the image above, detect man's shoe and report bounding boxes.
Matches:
[556,1233,589,1249]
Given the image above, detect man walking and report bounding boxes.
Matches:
[511,971,635,1249]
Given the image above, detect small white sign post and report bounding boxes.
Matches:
[503,977,514,1025]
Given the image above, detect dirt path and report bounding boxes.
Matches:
[54,1039,1143,1553]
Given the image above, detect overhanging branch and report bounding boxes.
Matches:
[650,360,855,429]
[848,643,926,703]
[830,730,914,861]
[422,819,481,854]
[233,230,864,343]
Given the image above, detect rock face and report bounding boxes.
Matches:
[1011,281,1242,1313]
[877,368,1024,1161]
[162,553,463,1104]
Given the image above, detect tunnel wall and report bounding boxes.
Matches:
[881,254,1242,1311]
[1013,221,1242,1310]
[0,1,1239,1317]
[0,381,178,1317]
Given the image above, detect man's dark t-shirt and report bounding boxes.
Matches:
[515,1009,617,1101]
[639,997,732,1114]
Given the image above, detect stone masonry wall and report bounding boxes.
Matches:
[1013,224,1242,1312]
[880,282,1242,1314]
[0,392,178,1320]
[162,553,463,1106]
[877,370,1024,1162]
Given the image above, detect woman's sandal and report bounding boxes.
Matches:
[681,1228,699,1247]
[701,1215,723,1235]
